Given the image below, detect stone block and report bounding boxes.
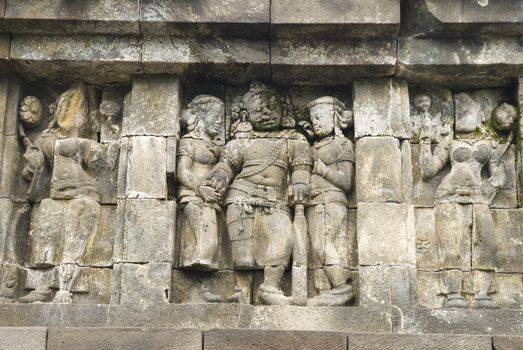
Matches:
[349,333,492,350]
[122,136,167,199]
[140,0,270,38]
[47,328,201,350]
[493,336,523,350]
[10,34,143,84]
[72,268,113,305]
[4,0,140,34]
[416,271,445,308]
[166,137,177,175]
[404,0,523,37]
[171,270,253,304]
[122,76,180,137]
[355,137,403,203]
[95,142,120,205]
[395,307,523,335]
[271,39,396,86]
[490,273,523,310]
[120,199,176,263]
[0,327,47,350]
[414,208,440,270]
[492,209,523,273]
[353,78,410,139]
[0,263,26,301]
[271,0,400,39]
[142,35,270,85]
[204,329,347,350]
[492,144,517,208]
[0,75,23,138]
[357,203,416,266]
[0,198,31,264]
[397,37,523,89]
[359,265,416,308]
[119,263,172,306]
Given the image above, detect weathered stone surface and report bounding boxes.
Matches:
[80,205,117,267]
[353,78,410,138]
[10,34,142,84]
[349,333,491,350]
[47,328,202,350]
[492,209,523,273]
[123,76,180,137]
[359,265,417,308]
[411,144,451,207]
[4,0,140,34]
[95,142,120,205]
[0,198,30,264]
[397,37,523,89]
[0,136,27,202]
[0,327,46,350]
[271,39,396,86]
[171,270,253,304]
[491,144,518,208]
[121,136,167,199]
[119,199,176,263]
[404,0,523,37]
[119,263,172,306]
[395,307,523,335]
[0,34,10,73]
[356,137,402,203]
[357,203,416,266]
[271,0,400,39]
[0,75,22,138]
[141,0,270,38]
[493,336,523,350]
[204,329,347,350]
[142,36,270,84]
[166,137,177,175]
[71,268,113,305]
[0,263,26,301]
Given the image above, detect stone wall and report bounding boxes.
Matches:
[1,0,523,348]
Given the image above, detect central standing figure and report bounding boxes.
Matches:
[207,82,312,305]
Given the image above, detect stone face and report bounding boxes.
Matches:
[0,327,47,350]
[271,0,400,39]
[493,336,523,350]
[4,0,140,34]
[119,262,172,306]
[357,203,416,266]
[353,78,410,139]
[271,39,396,86]
[122,136,167,199]
[123,76,181,137]
[141,0,270,38]
[398,37,523,89]
[47,328,202,350]
[492,209,523,273]
[355,137,403,203]
[349,333,492,350]
[404,0,523,37]
[11,34,143,84]
[120,199,176,263]
[204,329,347,350]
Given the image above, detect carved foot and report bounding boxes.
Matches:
[444,292,467,308]
[18,288,52,303]
[201,287,223,303]
[307,284,354,307]
[259,284,292,305]
[53,290,73,304]
[474,293,498,309]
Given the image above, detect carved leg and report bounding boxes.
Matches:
[53,264,80,303]
[442,270,467,308]
[226,204,255,269]
[259,265,292,305]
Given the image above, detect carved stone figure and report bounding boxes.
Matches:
[306,96,355,306]
[177,95,224,272]
[207,82,312,305]
[18,81,108,303]
[419,94,517,308]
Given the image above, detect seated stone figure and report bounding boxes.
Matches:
[177,95,225,272]
[306,96,355,306]
[207,81,312,305]
[19,81,107,304]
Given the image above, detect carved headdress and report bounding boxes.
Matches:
[308,96,353,138]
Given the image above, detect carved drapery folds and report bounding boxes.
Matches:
[0,77,522,310]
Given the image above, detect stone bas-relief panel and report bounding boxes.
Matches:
[412,86,522,309]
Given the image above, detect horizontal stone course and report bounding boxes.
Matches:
[0,327,47,350]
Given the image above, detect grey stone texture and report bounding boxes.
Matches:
[47,328,202,350]
[118,263,172,306]
[493,336,523,350]
[353,78,411,139]
[0,327,47,350]
[204,329,347,350]
[349,333,492,350]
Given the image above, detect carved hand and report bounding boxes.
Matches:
[207,175,227,193]
[313,159,329,177]
[198,185,221,203]
[293,183,309,204]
